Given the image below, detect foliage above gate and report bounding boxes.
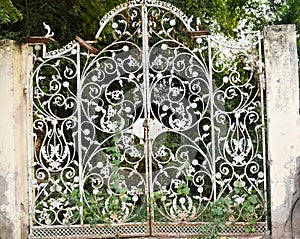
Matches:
[27,1,268,238]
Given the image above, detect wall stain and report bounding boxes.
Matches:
[0,174,14,238]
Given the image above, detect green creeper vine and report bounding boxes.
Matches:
[67,142,263,238]
[151,179,263,239]
[67,144,130,225]
[200,182,262,239]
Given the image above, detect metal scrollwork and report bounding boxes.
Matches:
[29,1,267,238]
[211,32,266,221]
[31,42,80,226]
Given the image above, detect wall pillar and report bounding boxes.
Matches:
[0,40,28,239]
[264,24,300,239]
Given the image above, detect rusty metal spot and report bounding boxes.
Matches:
[75,35,99,54]
[185,30,211,38]
[24,37,56,44]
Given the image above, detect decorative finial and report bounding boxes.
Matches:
[43,22,54,38]
[196,17,202,31]
[186,17,210,38]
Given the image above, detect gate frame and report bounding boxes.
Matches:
[0,10,298,239]
[25,1,269,238]
[10,3,299,238]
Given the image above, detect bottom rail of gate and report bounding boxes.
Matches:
[30,223,150,239]
[152,222,268,238]
[30,222,268,238]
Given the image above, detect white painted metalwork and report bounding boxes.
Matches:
[27,0,268,238]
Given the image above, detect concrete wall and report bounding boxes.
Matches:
[264,24,300,239]
[0,40,28,239]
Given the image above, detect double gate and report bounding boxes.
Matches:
[28,0,268,238]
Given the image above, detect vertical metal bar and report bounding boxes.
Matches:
[42,44,46,58]
[208,37,217,201]
[141,1,152,233]
[26,43,33,238]
[76,43,84,225]
[142,3,150,133]
[258,31,268,229]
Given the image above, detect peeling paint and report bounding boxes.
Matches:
[0,212,13,239]
[0,174,8,207]
[0,40,28,239]
[264,24,300,238]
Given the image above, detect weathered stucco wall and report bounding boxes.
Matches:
[0,40,28,239]
[264,24,300,239]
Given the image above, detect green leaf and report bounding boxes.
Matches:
[113,152,122,158]
[182,187,190,195]
[71,189,79,196]
[248,195,258,204]
[106,146,117,152]
[0,0,23,25]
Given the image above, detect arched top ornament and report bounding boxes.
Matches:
[95,0,195,39]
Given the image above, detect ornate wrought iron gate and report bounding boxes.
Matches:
[27,0,268,238]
